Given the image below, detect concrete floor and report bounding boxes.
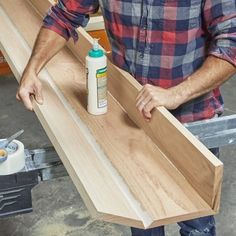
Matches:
[0,73,236,236]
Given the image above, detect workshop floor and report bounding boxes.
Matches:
[0,73,236,236]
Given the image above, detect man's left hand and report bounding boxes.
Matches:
[136,84,180,121]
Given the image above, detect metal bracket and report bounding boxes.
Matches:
[24,147,68,181]
[185,114,236,149]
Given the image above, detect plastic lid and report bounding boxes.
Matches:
[88,38,104,58]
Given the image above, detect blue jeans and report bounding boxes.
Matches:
[131,148,219,236]
[131,216,216,236]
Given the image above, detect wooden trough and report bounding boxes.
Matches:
[0,0,223,229]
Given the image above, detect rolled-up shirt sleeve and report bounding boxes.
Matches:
[43,0,99,42]
[204,0,236,66]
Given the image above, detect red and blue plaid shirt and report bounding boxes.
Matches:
[43,0,236,123]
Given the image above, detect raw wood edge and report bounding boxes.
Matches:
[212,165,224,212]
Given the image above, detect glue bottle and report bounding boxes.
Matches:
[86,38,107,115]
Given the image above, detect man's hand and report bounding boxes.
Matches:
[136,84,180,121]
[16,71,43,111]
[15,28,67,111]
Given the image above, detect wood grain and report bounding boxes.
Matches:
[0,0,223,228]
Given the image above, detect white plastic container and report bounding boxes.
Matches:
[86,39,107,115]
[0,139,25,175]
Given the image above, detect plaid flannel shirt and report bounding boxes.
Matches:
[43,0,236,123]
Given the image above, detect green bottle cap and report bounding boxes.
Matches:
[88,38,104,58]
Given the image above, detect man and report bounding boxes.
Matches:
[17,0,236,235]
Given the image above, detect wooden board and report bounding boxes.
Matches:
[0,50,11,75]
[0,0,223,229]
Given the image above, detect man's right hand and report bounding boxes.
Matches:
[16,71,43,111]
[15,28,67,111]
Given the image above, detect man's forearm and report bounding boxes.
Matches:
[172,56,236,106]
[24,27,67,75]
[17,27,67,110]
[136,56,236,121]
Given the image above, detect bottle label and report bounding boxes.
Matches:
[96,67,107,108]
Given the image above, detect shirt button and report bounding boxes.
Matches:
[139,53,144,59]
